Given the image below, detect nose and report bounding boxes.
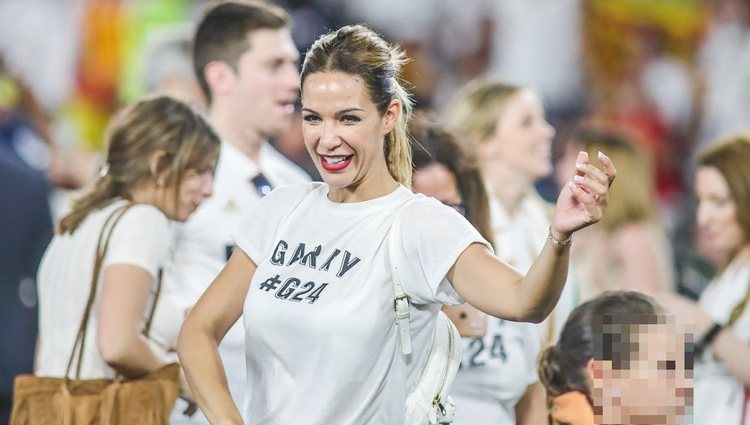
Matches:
[696,201,709,229]
[202,174,214,198]
[318,122,341,151]
[543,120,556,140]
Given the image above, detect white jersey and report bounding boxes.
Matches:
[36,200,181,379]
[232,183,489,424]
[451,189,575,424]
[168,141,310,424]
[694,260,750,425]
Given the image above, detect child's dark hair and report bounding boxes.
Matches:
[538,291,667,404]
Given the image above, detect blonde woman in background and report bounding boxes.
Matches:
[444,79,578,424]
[555,127,675,301]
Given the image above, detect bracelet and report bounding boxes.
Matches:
[547,227,572,249]
[701,322,724,346]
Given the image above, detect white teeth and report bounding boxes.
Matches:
[322,156,349,164]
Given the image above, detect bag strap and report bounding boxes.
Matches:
[142,268,163,337]
[388,198,417,356]
[64,203,133,380]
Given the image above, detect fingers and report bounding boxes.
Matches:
[596,151,617,187]
[567,181,604,223]
[575,150,589,165]
[567,181,595,204]
[569,151,609,198]
[573,174,608,200]
[183,401,198,417]
[573,161,609,198]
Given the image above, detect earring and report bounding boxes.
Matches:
[156,177,165,187]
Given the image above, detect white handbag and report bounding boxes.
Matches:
[388,204,463,425]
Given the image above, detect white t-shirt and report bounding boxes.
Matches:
[232,183,489,424]
[36,199,180,379]
[168,141,310,424]
[694,260,750,425]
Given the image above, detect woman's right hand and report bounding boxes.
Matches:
[179,366,198,416]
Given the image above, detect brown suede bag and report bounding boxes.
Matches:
[10,204,180,425]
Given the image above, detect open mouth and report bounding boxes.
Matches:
[319,155,353,171]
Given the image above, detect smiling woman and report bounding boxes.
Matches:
[176,24,616,425]
[300,71,403,201]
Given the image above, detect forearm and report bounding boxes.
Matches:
[515,382,548,425]
[101,334,172,378]
[177,322,244,425]
[711,328,750,386]
[515,233,571,323]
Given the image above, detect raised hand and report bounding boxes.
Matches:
[551,151,616,238]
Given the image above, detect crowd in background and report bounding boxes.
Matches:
[2,0,750,424]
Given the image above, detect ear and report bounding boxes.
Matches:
[204,60,236,98]
[380,99,402,136]
[587,358,614,384]
[586,358,596,381]
[148,150,169,180]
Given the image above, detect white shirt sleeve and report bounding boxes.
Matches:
[232,183,317,266]
[394,199,492,306]
[103,205,171,278]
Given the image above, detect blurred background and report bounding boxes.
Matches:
[1,0,748,421]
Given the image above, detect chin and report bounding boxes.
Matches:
[321,176,352,190]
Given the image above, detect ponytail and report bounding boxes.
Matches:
[538,345,591,401]
[58,175,120,234]
[385,84,413,187]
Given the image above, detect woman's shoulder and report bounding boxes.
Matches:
[120,202,170,229]
[398,192,449,217]
[397,192,476,233]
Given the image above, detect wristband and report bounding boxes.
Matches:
[695,322,724,357]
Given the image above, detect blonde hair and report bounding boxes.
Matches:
[301,24,414,186]
[444,79,523,151]
[59,95,220,233]
[571,128,658,232]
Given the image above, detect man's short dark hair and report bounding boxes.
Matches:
[193,1,289,103]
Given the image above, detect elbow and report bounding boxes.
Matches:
[517,305,551,324]
[176,325,190,361]
[176,319,200,362]
[98,333,138,369]
[523,312,548,324]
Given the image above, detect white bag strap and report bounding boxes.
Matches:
[388,199,415,356]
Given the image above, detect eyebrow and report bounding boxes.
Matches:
[301,107,365,117]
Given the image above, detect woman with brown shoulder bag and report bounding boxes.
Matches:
[11,95,220,425]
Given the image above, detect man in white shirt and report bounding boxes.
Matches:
[168,2,310,423]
